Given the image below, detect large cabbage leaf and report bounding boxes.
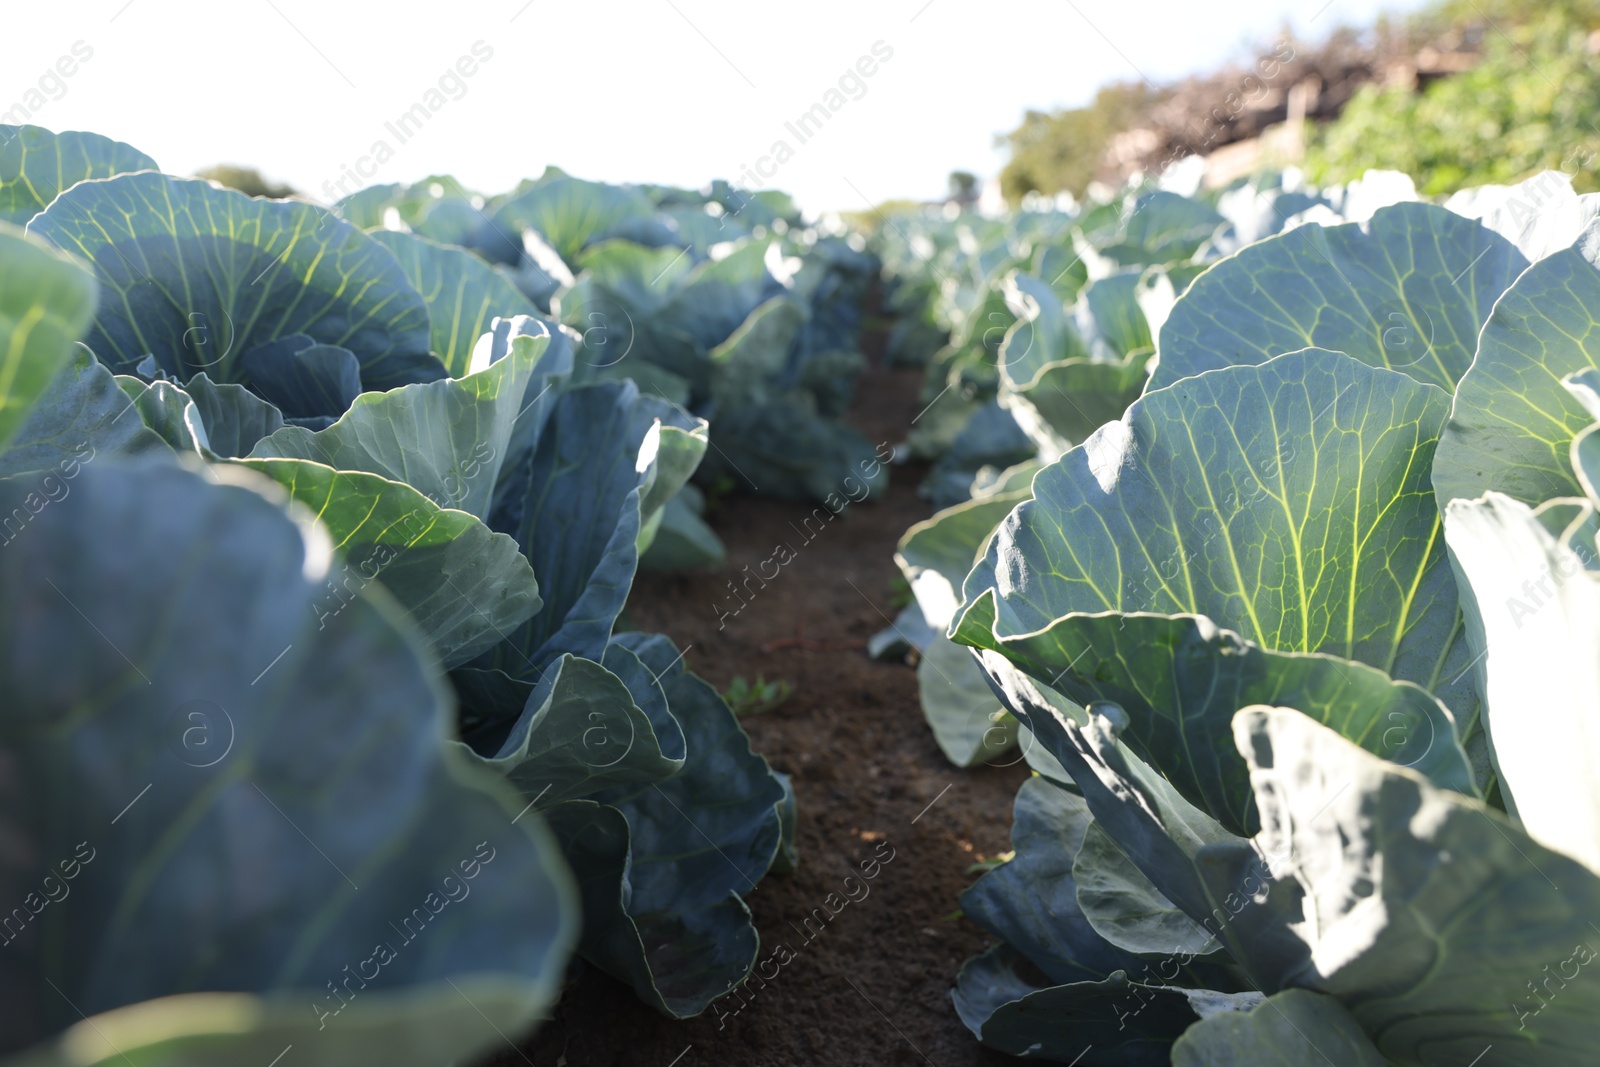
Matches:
[1444,386,1600,873]
[0,125,156,225]
[1434,222,1600,508]
[369,229,537,376]
[0,345,167,478]
[233,457,541,669]
[248,331,552,521]
[1218,707,1600,1066]
[1149,203,1526,392]
[28,172,441,391]
[1171,990,1387,1066]
[952,943,1213,1066]
[0,225,170,480]
[954,349,1476,806]
[0,460,576,1065]
[0,224,97,450]
[486,174,670,263]
[952,780,1245,1065]
[895,485,1029,765]
[1443,170,1600,262]
[544,632,784,1018]
[497,379,704,670]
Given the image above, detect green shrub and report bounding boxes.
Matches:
[1307,7,1600,193]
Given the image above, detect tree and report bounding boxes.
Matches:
[997,81,1169,203]
[194,164,299,200]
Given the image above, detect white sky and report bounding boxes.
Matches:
[7,0,1427,214]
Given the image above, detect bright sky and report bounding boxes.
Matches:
[7,0,1429,214]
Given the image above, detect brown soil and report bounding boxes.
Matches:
[488,345,1029,1065]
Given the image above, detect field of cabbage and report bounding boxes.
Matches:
[2,119,1598,1067]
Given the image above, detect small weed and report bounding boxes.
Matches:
[965,850,1014,874]
[701,474,740,513]
[722,675,794,716]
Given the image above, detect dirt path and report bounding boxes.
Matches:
[495,356,1028,1067]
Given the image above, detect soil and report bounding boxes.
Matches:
[485,325,1030,1065]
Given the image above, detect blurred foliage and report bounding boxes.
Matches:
[998,82,1169,203]
[194,164,299,199]
[1405,0,1600,38]
[841,198,929,234]
[1306,4,1600,194]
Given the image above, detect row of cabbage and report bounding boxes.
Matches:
[0,123,831,1065]
[335,158,886,528]
[878,164,1600,1064]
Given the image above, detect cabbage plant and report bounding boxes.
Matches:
[0,127,798,1059]
[940,178,1600,1065]
[0,222,576,1065]
[344,168,884,514]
